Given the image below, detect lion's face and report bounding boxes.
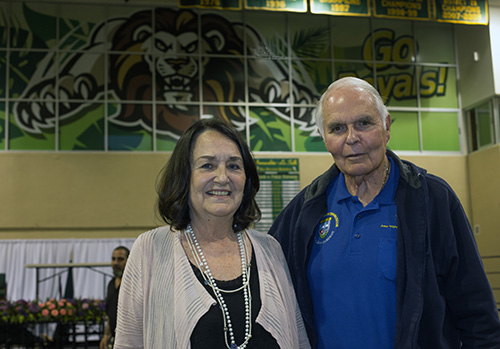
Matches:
[15,8,317,140]
[110,9,247,135]
[143,31,204,103]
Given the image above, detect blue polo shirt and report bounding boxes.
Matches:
[307,157,399,349]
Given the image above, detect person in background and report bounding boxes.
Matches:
[269,76,500,348]
[100,246,129,349]
[114,118,309,348]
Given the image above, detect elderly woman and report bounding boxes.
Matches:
[114,118,309,349]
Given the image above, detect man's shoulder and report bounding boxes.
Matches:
[396,157,461,207]
[423,172,460,202]
[303,164,339,202]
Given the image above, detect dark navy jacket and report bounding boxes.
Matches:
[269,150,500,348]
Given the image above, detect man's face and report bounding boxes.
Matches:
[111,249,128,278]
[321,87,390,179]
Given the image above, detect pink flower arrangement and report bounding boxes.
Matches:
[0,298,106,324]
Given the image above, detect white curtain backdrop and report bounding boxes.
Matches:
[0,238,136,301]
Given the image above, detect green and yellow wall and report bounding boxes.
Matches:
[0,0,499,301]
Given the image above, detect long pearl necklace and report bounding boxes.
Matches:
[185,224,252,349]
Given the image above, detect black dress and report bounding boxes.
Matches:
[190,250,280,348]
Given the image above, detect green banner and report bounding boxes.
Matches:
[310,0,371,16]
[374,0,431,20]
[256,158,299,173]
[254,158,300,232]
[178,0,242,10]
[245,0,308,12]
[434,0,488,25]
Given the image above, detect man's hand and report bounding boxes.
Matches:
[100,334,111,349]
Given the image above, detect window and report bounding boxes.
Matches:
[466,99,498,152]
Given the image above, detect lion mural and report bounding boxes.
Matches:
[14,8,318,138]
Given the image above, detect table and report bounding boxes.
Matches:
[24,263,112,300]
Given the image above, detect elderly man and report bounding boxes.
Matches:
[100,246,129,349]
[269,77,500,348]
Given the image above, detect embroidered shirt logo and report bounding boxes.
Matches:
[314,212,339,244]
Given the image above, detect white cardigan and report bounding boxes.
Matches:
[114,225,310,349]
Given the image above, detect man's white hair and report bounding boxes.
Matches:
[314,77,389,137]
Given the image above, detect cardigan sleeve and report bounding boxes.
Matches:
[250,230,311,349]
[114,233,148,349]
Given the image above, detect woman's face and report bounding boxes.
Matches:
[189,130,246,224]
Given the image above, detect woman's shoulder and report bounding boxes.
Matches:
[128,225,178,266]
[246,228,273,239]
[246,228,281,249]
[134,225,177,246]
[246,229,290,277]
